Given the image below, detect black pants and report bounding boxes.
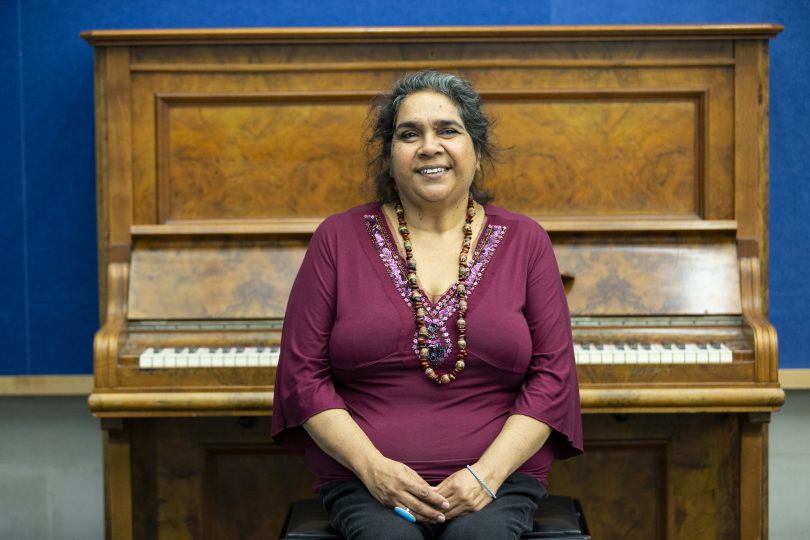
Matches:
[318,473,547,540]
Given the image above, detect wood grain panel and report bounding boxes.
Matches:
[554,234,741,315]
[129,417,314,540]
[550,413,739,540]
[204,447,315,540]
[156,94,370,222]
[128,237,306,320]
[486,92,703,217]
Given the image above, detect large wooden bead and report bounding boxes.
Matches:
[408,273,418,286]
[459,299,468,311]
[425,367,437,379]
[419,347,429,359]
[456,283,466,295]
[455,360,466,371]
[458,338,467,349]
[440,374,451,384]
[457,318,466,330]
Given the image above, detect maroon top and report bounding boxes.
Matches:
[271,202,583,490]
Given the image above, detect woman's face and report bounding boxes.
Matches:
[389,91,479,208]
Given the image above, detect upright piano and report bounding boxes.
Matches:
[84,25,784,539]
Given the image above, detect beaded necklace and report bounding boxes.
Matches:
[394,195,475,385]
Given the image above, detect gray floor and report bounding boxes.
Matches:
[1,392,807,539]
[0,397,103,540]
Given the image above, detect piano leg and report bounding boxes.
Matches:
[740,412,771,540]
[102,419,133,540]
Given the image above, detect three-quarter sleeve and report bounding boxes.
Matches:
[510,223,583,459]
[271,218,347,450]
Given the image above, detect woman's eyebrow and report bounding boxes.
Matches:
[394,120,422,131]
[395,119,464,130]
[433,119,464,129]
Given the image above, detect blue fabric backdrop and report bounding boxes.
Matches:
[1,0,806,374]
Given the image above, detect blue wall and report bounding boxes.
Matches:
[1,0,807,374]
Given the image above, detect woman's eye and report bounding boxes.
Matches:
[398,131,418,140]
[441,128,459,136]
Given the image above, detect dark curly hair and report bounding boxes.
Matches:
[367,70,495,204]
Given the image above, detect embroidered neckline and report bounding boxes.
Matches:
[364,208,506,371]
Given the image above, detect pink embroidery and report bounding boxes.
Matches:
[364,213,506,368]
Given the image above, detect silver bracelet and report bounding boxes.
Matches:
[466,465,497,500]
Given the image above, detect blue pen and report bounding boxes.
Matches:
[393,506,417,523]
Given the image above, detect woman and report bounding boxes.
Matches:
[272,71,583,540]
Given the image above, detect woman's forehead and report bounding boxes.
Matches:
[396,91,463,124]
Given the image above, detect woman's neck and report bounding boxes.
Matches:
[395,195,474,235]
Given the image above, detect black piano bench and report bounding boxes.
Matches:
[279,495,591,539]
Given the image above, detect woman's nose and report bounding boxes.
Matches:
[418,132,443,156]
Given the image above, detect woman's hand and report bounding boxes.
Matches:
[359,456,450,523]
[434,466,498,520]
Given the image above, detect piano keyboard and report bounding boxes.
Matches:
[137,342,731,368]
[574,343,733,364]
[139,346,280,369]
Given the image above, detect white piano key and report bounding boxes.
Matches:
[269,345,281,367]
[636,345,651,364]
[153,348,167,369]
[658,344,674,364]
[257,346,271,367]
[690,344,707,363]
[708,344,722,363]
[199,348,213,368]
[174,348,189,368]
[139,347,155,369]
[187,348,201,368]
[573,344,584,364]
[598,344,610,364]
[622,344,639,364]
[242,347,258,367]
[223,348,237,367]
[210,348,225,367]
[719,343,733,363]
[672,343,686,364]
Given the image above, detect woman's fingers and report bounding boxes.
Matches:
[367,459,448,522]
[436,468,494,519]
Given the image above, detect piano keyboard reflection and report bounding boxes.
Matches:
[574,342,733,364]
[139,346,280,369]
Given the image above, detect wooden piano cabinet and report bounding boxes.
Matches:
[549,413,772,540]
[102,417,315,540]
[83,25,783,540]
[99,413,767,539]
